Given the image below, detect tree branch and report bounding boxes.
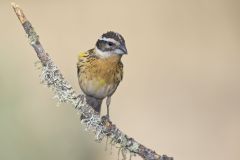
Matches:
[11,3,173,160]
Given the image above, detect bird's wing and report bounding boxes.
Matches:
[77,49,94,75]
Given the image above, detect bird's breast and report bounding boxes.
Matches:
[78,55,123,99]
[80,77,118,99]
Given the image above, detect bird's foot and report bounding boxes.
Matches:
[102,114,110,120]
[101,114,110,124]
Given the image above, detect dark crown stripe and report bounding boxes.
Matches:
[101,31,125,44]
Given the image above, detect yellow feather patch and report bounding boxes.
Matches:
[95,79,106,90]
[78,52,87,59]
[99,79,106,86]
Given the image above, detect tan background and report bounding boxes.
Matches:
[1,0,240,160]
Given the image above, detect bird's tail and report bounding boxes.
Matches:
[86,95,103,113]
[81,95,103,119]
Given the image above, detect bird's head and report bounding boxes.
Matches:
[95,31,127,58]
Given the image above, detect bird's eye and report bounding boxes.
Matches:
[108,42,114,46]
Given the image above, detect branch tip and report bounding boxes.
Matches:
[11,2,27,24]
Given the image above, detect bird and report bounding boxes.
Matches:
[77,31,127,119]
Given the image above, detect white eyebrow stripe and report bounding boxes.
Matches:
[99,37,119,44]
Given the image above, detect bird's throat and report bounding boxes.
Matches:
[95,47,122,60]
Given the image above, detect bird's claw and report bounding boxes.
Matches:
[102,114,109,120]
[101,115,110,124]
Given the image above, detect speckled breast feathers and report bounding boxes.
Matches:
[77,49,123,99]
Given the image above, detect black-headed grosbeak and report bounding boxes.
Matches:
[77,31,127,118]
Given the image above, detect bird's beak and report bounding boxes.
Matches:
[119,45,128,55]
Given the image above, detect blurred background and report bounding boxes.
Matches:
[1,0,240,160]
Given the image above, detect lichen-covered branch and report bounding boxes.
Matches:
[11,3,173,160]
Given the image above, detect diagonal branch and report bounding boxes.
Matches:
[11,2,173,160]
